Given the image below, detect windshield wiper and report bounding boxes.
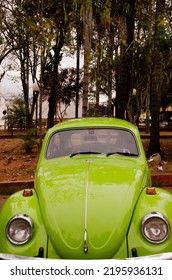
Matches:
[70,151,102,158]
[106,152,138,157]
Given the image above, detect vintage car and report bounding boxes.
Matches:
[0,117,172,259]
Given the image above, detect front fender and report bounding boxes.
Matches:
[0,189,47,258]
[128,187,172,257]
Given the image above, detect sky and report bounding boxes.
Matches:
[0,55,79,100]
[0,55,82,126]
[0,54,109,127]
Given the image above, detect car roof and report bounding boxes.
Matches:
[47,118,138,134]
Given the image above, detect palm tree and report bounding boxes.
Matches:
[147,0,165,157]
[82,0,93,117]
[7,98,26,130]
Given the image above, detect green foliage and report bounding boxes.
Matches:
[58,68,83,104]
[18,128,39,153]
[42,66,83,104]
[7,98,26,130]
[1,0,172,125]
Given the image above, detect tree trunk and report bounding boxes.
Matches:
[95,32,101,117]
[82,0,92,117]
[115,1,135,120]
[147,0,165,157]
[47,33,64,129]
[147,52,162,156]
[19,44,31,128]
[47,61,59,129]
[116,18,129,119]
[107,21,114,117]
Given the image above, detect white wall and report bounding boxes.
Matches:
[0,94,7,128]
[35,97,82,121]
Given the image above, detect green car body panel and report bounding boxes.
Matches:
[0,190,48,257]
[0,117,172,259]
[128,187,172,257]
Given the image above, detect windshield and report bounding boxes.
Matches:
[46,128,139,159]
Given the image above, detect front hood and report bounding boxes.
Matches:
[36,156,147,258]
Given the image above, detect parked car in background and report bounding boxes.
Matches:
[159,111,172,128]
[0,118,172,259]
[139,111,172,128]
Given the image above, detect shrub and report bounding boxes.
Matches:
[18,128,39,153]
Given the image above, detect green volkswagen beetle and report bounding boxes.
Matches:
[0,117,172,259]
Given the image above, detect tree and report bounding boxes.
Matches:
[1,0,42,128]
[113,0,136,119]
[1,0,78,130]
[90,0,113,116]
[147,0,166,157]
[44,67,83,122]
[0,2,16,64]
[38,0,77,128]
[6,97,26,130]
[2,0,172,156]
[82,0,93,117]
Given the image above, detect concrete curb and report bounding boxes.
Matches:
[0,174,172,209]
[151,174,172,193]
[0,180,34,195]
[0,174,172,195]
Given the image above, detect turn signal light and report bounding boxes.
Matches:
[23,189,33,197]
[146,187,156,195]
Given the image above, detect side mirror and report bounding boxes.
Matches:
[148,153,161,165]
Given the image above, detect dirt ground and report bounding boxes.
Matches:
[0,138,39,182]
[0,136,172,182]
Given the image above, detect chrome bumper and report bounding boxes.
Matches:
[0,252,172,260]
[0,253,42,260]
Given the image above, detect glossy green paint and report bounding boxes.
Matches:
[38,118,147,165]
[128,187,172,257]
[0,190,47,257]
[1,117,172,259]
[36,155,149,258]
[35,118,150,258]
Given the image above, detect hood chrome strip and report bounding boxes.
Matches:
[84,230,88,253]
[83,159,92,253]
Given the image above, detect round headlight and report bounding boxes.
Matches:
[142,212,170,244]
[6,214,33,245]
